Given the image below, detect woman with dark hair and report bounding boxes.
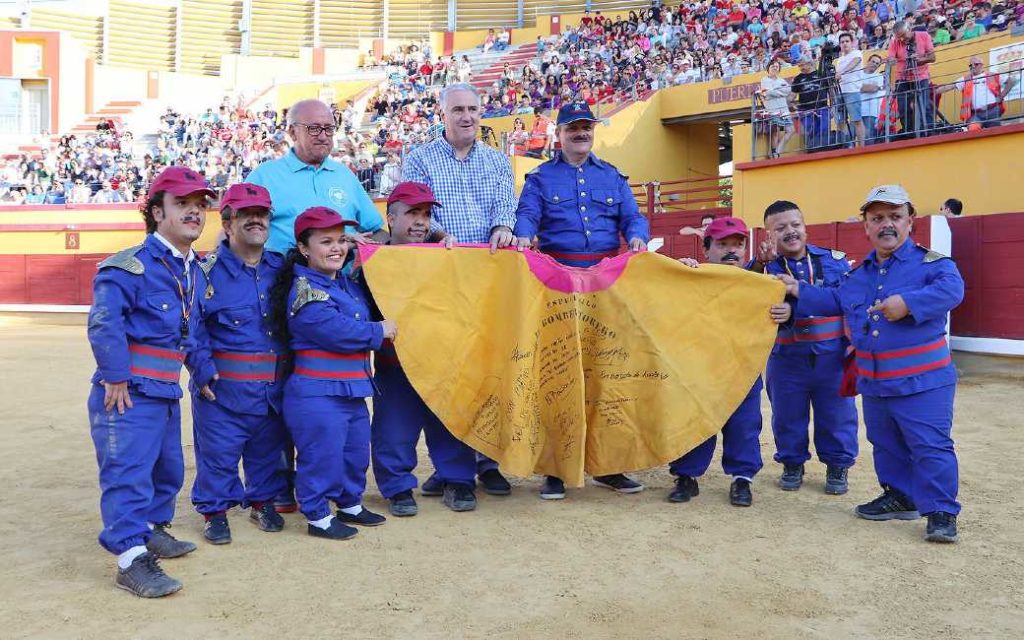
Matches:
[269,206,396,541]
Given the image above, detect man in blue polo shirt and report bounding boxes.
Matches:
[247,99,387,512]
[248,99,387,253]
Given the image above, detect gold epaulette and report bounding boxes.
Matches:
[916,244,949,263]
[97,244,145,275]
[290,277,330,315]
[199,251,218,277]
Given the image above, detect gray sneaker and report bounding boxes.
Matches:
[442,483,477,512]
[146,523,197,558]
[115,552,183,598]
[389,490,419,517]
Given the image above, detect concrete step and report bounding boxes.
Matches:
[107,100,143,107]
[97,107,134,115]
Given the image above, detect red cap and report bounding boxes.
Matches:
[705,217,749,240]
[294,206,359,239]
[386,181,442,208]
[220,183,272,218]
[148,166,216,200]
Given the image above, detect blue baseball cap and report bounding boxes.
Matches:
[556,101,600,126]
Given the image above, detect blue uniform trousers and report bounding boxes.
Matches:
[371,365,476,498]
[766,350,859,467]
[283,394,370,520]
[88,385,184,555]
[862,384,960,515]
[190,398,288,514]
[670,382,764,479]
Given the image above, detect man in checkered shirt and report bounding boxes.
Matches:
[402,83,517,251]
[400,82,518,496]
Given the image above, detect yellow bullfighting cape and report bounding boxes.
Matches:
[359,245,783,486]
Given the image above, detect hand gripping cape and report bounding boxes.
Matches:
[359,245,783,486]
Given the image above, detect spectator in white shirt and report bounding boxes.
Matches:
[835,32,866,146]
[937,56,1018,129]
[860,54,887,144]
[758,59,795,158]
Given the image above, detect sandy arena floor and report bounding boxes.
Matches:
[1,319,1022,640]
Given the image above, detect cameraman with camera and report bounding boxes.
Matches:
[792,56,830,152]
[887,20,936,138]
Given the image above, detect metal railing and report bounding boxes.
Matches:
[751,47,1024,161]
[630,175,734,219]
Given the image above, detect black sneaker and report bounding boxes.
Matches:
[203,513,231,545]
[478,469,512,496]
[249,502,285,532]
[389,490,418,517]
[307,517,358,540]
[540,476,566,500]
[442,483,477,512]
[336,507,386,527]
[730,478,753,507]
[855,488,921,521]
[925,512,959,543]
[274,489,298,514]
[146,524,197,558]
[778,464,804,491]
[420,473,444,497]
[592,474,644,494]
[668,475,700,503]
[825,465,850,495]
[115,552,183,598]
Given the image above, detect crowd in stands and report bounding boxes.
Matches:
[358,0,1022,159]
[3,1,1022,204]
[0,91,411,203]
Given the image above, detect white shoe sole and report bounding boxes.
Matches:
[539,492,565,500]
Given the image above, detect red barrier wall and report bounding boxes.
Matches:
[3,212,1023,340]
[948,213,1024,340]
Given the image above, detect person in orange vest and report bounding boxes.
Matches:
[936,56,1018,129]
[526,107,555,159]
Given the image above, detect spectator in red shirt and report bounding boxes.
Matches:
[887,19,937,136]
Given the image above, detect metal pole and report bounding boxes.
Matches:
[750,94,756,160]
[516,0,524,29]
[382,0,390,41]
[884,63,891,144]
[448,0,456,33]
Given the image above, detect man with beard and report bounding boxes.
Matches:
[778,185,965,543]
[669,217,792,507]
[248,99,388,511]
[365,182,479,516]
[749,201,859,495]
[86,166,215,597]
[188,183,288,545]
[512,101,649,500]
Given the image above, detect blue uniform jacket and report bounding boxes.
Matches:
[764,243,850,356]
[189,240,287,415]
[87,233,207,400]
[285,263,384,399]
[797,239,964,397]
[513,152,649,257]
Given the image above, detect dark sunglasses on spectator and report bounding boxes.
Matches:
[292,123,337,136]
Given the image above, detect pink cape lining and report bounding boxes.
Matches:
[358,243,631,294]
